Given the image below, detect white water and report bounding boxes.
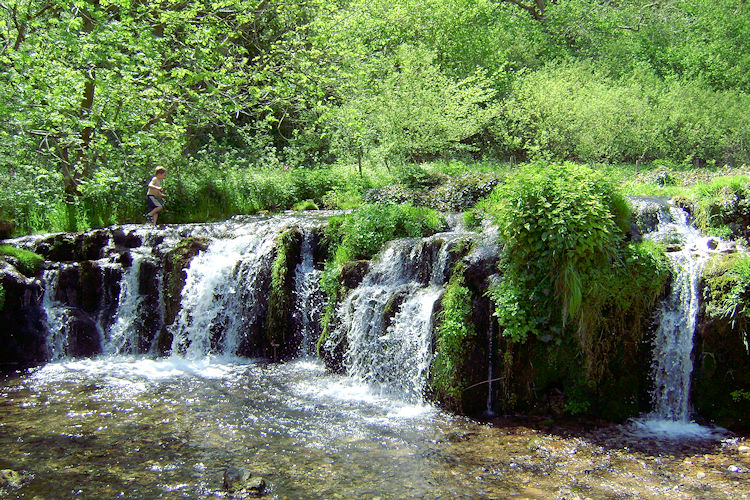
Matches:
[336,234,464,402]
[633,206,725,439]
[41,268,69,360]
[169,220,283,358]
[293,231,323,357]
[103,253,146,355]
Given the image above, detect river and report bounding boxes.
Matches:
[1,356,747,499]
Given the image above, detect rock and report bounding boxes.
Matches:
[224,467,250,490]
[707,238,719,250]
[340,260,369,290]
[223,467,266,496]
[0,220,14,240]
[665,243,683,252]
[0,469,23,488]
[738,445,750,454]
[696,471,706,479]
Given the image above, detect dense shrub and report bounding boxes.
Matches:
[430,265,475,409]
[499,61,750,164]
[482,163,669,381]
[703,254,750,341]
[689,176,750,240]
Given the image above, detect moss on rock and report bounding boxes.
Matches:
[265,227,303,360]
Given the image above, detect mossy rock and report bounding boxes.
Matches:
[0,245,44,277]
[265,227,303,360]
[340,260,370,289]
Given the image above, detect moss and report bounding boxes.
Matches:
[694,253,750,429]
[293,199,319,211]
[0,244,44,277]
[0,283,5,311]
[265,228,302,359]
[429,264,476,411]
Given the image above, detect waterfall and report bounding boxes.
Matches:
[336,234,462,402]
[102,253,145,355]
[41,268,69,360]
[293,231,323,357]
[169,220,282,358]
[633,205,723,437]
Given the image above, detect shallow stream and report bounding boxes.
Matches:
[1,357,748,499]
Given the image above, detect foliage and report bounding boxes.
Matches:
[431,265,475,408]
[689,176,750,240]
[0,283,4,311]
[0,245,45,277]
[703,254,750,350]
[266,229,302,353]
[500,60,750,164]
[482,163,670,381]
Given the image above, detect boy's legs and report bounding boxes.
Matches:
[146,196,164,225]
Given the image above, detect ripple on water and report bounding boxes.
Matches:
[1,357,747,499]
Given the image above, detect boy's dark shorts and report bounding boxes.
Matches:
[146,195,164,212]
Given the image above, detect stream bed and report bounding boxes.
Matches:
[1,357,748,499]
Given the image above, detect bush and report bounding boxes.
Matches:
[482,162,669,381]
[690,176,750,240]
[430,265,475,409]
[500,61,750,164]
[703,254,750,343]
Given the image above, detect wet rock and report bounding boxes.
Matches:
[0,220,14,240]
[0,262,46,371]
[223,467,266,496]
[665,243,683,252]
[707,238,719,250]
[340,260,369,289]
[162,237,210,327]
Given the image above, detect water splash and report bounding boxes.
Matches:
[293,230,323,357]
[41,268,69,360]
[103,253,145,355]
[336,234,465,402]
[169,220,282,358]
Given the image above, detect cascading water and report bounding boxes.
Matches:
[170,220,288,358]
[334,233,464,402]
[293,230,323,357]
[633,205,724,438]
[102,252,145,355]
[41,268,69,360]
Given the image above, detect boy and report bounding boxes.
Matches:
[146,166,168,225]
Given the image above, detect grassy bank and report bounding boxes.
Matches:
[0,159,747,238]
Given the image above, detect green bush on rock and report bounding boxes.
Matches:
[482,163,670,386]
[430,265,475,410]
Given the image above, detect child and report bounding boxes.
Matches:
[146,166,167,225]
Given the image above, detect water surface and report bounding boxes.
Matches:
[1,357,747,499]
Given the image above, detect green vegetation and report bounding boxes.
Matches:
[430,265,475,409]
[266,228,303,356]
[703,254,750,348]
[0,284,5,311]
[482,163,671,382]
[1,0,748,235]
[0,245,45,277]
